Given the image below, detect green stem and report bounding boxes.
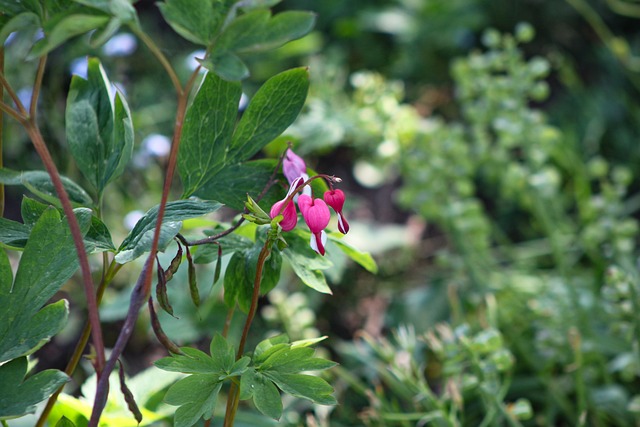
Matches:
[131,25,183,95]
[224,239,273,427]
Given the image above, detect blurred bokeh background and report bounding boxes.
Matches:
[4,0,640,425]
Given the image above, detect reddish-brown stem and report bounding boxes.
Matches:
[35,260,122,427]
[88,32,201,425]
[0,69,27,117]
[26,125,106,374]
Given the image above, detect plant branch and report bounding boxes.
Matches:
[88,35,200,425]
[24,124,106,370]
[224,238,273,427]
[35,260,122,427]
[131,25,183,96]
[0,99,27,124]
[30,56,47,119]
[0,69,28,117]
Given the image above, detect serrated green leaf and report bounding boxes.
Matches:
[266,372,336,405]
[329,235,378,273]
[194,159,280,211]
[260,346,336,373]
[116,199,222,264]
[199,51,250,81]
[30,13,109,57]
[0,168,93,207]
[157,0,231,45]
[66,57,134,195]
[281,234,332,294]
[0,207,86,363]
[0,357,69,419]
[216,10,315,54]
[178,72,241,197]
[227,68,309,163]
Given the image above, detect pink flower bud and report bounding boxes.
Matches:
[324,189,350,234]
[283,148,307,184]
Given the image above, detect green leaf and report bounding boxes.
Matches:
[223,250,250,311]
[54,416,78,427]
[0,357,69,419]
[281,232,332,294]
[0,11,40,44]
[158,334,248,427]
[0,218,31,248]
[165,375,222,427]
[193,159,280,211]
[71,0,137,24]
[116,199,222,264]
[0,168,93,207]
[0,197,114,252]
[209,333,236,372]
[227,67,309,163]
[237,0,281,11]
[66,57,134,195]
[199,51,249,81]
[178,72,241,197]
[266,372,336,405]
[223,241,282,312]
[250,372,283,420]
[329,235,378,273]
[157,0,231,45]
[216,10,315,54]
[155,347,216,374]
[254,334,289,361]
[30,13,110,57]
[193,230,252,263]
[0,207,86,363]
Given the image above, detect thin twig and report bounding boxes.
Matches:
[0,70,27,116]
[30,56,47,119]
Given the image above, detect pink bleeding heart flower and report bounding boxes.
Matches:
[283,148,307,184]
[270,177,305,231]
[298,194,331,256]
[323,189,350,234]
